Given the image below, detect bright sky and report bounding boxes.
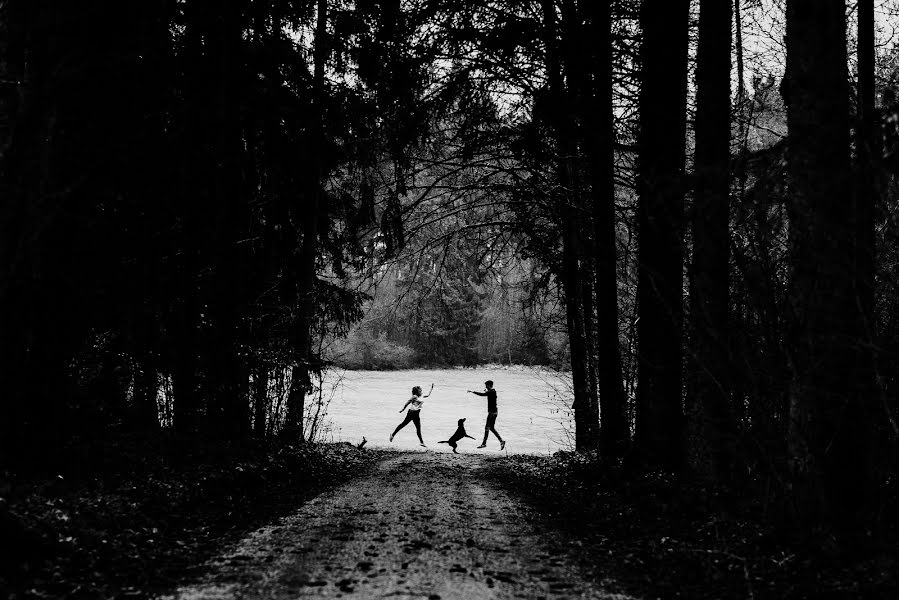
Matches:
[738,0,899,90]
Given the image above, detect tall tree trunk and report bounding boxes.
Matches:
[562,214,595,452]
[172,300,200,434]
[206,0,250,439]
[856,0,883,543]
[783,0,871,546]
[253,361,269,438]
[690,0,737,481]
[563,0,601,449]
[584,0,629,459]
[634,0,690,470]
[284,0,328,442]
[0,2,98,468]
[0,0,38,462]
[580,258,601,434]
[133,359,160,432]
[131,299,161,433]
[541,0,597,451]
[171,0,211,437]
[856,0,876,372]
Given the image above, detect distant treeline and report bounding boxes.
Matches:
[327,260,571,370]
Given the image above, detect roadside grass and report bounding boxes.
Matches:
[0,438,385,599]
[490,452,899,599]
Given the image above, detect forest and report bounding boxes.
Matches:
[2,0,899,597]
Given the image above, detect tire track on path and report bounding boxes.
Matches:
[160,452,636,599]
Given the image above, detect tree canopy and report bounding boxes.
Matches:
[2,0,899,548]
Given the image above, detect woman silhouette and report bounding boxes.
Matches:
[390,383,433,447]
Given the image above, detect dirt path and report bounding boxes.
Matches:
[160,452,636,600]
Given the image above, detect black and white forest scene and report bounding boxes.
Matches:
[1,1,898,598]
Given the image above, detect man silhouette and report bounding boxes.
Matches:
[467,380,505,450]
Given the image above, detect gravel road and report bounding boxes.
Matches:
[160,452,636,600]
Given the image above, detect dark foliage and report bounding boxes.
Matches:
[0,439,379,599]
[493,453,899,599]
[1,0,898,575]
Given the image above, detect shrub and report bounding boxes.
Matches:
[329,329,416,370]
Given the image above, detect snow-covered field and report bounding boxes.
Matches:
[315,367,574,454]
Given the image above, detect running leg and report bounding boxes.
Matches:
[391,411,414,440]
[478,414,491,447]
[411,411,425,446]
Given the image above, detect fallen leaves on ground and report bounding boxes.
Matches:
[0,438,382,600]
[490,452,899,599]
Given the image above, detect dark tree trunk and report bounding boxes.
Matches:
[783,0,871,546]
[253,361,269,438]
[0,3,78,464]
[171,0,210,436]
[856,0,884,543]
[563,0,601,449]
[132,360,160,432]
[131,305,161,433]
[541,0,598,451]
[580,258,601,433]
[562,226,596,451]
[585,0,629,459]
[172,304,200,435]
[690,0,737,481]
[285,0,328,443]
[0,0,39,462]
[634,0,690,470]
[856,0,877,372]
[208,0,250,439]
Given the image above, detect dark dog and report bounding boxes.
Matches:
[438,418,475,453]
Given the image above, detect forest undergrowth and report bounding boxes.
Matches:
[0,438,381,600]
[491,452,899,599]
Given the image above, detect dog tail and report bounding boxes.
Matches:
[438,440,449,445]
